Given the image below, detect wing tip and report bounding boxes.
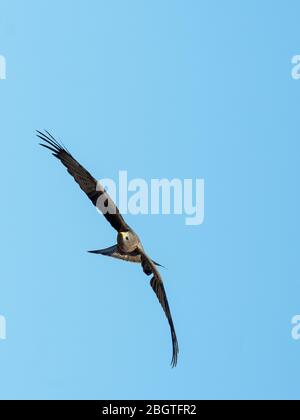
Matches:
[37,129,69,155]
[171,334,179,368]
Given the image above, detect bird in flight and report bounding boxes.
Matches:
[38,130,179,368]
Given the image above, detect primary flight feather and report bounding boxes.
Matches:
[38,130,179,368]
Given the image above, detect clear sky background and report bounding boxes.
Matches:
[0,0,300,400]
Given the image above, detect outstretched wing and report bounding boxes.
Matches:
[88,245,142,263]
[38,130,129,233]
[141,252,179,368]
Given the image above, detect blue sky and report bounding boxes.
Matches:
[0,0,300,400]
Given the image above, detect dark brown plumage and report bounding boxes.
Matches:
[38,130,179,368]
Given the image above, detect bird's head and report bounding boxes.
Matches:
[118,231,139,252]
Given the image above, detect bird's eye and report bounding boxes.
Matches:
[126,237,129,241]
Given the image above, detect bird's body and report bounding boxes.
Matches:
[117,230,140,253]
[38,130,179,367]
